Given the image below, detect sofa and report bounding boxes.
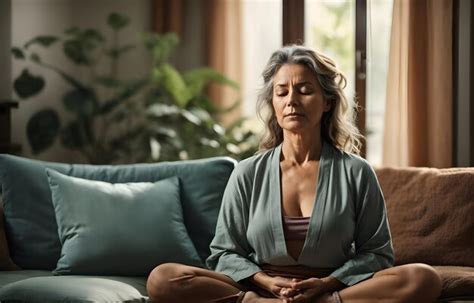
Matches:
[0,153,472,302]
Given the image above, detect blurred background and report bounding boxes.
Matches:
[0,0,472,168]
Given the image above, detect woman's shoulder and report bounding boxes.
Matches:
[232,147,277,178]
[328,144,375,176]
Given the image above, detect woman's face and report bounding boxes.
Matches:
[272,63,330,135]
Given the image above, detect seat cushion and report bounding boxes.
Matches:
[375,167,474,267]
[0,275,148,302]
[47,171,202,275]
[0,154,235,269]
[0,270,52,288]
[434,266,474,300]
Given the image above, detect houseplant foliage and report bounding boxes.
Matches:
[11,13,258,164]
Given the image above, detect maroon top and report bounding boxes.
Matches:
[282,216,311,241]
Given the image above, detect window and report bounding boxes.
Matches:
[241,0,393,163]
[241,0,282,131]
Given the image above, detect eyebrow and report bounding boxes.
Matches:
[274,81,314,87]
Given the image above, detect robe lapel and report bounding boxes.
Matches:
[298,141,332,264]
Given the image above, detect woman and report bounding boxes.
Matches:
[146,45,442,303]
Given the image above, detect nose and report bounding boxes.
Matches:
[287,88,299,107]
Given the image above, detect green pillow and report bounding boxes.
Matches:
[46,169,203,276]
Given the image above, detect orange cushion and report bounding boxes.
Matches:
[375,167,474,267]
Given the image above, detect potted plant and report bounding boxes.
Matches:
[12,13,258,164]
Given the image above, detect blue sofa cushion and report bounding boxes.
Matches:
[0,276,148,302]
[47,170,202,275]
[0,154,235,269]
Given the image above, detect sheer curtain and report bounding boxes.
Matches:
[383,0,453,167]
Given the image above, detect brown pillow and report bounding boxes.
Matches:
[375,167,474,267]
[433,266,474,299]
[0,198,20,270]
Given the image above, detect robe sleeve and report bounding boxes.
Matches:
[206,163,262,282]
[330,162,394,286]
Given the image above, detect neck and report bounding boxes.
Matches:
[281,131,323,165]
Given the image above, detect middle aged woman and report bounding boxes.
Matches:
[146,45,442,303]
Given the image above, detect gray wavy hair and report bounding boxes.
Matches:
[257,45,363,154]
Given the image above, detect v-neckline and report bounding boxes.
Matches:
[274,141,328,264]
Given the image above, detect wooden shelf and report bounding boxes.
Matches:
[0,100,20,154]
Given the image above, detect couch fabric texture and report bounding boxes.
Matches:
[375,167,474,301]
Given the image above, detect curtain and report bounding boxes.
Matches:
[153,0,183,35]
[205,0,242,125]
[383,0,453,167]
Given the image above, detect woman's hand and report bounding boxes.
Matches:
[286,276,345,303]
[250,272,300,300]
[286,277,325,302]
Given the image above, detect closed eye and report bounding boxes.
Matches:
[275,90,288,97]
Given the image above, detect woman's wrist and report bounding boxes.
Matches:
[320,276,345,293]
[249,271,272,289]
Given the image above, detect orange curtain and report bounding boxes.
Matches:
[205,0,242,125]
[383,0,453,167]
[153,0,183,35]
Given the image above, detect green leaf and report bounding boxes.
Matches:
[142,32,179,64]
[152,64,192,107]
[180,109,202,125]
[27,109,60,154]
[104,44,135,59]
[184,68,239,96]
[60,120,89,148]
[107,13,130,30]
[30,53,41,63]
[99,79,147,114]
[24,35,59,49]
[13,69,45,99]
[11,47,25,59]
[82,29,105,44]
[63,39,90,65]
[62,88,98,115]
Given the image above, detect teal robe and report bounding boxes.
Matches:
[206,142,394,286]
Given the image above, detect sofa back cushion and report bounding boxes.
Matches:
[0,154,235,270]
[375,167,474,267]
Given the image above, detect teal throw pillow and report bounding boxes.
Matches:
[46,169,203,276]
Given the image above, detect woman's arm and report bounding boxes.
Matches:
[206,163,262,282]
[329,162,394,286]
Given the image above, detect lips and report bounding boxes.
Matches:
[284,112,304,117]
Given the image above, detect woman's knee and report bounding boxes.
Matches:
[397,263,442,300]
[147,263,196,301]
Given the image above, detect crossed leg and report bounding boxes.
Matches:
[146,263,442,303]
[146,262,252,303]
[313,263,442,303]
